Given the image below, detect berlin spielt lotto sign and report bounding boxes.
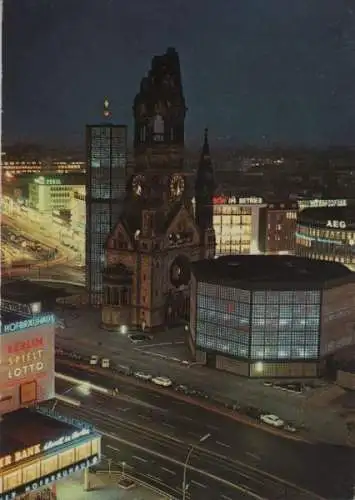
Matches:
[1,313,56,334]
[326,220,346,229]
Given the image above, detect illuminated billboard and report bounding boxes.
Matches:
[0,322,55,415]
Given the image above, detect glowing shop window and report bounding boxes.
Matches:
[76,443,91,461]
[0,476,3,494]
[23,463,40,483]
[59,449,75,469]
[41,456,58,476]
[4,471,21,491]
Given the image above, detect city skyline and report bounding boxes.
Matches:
[4,0,355,149]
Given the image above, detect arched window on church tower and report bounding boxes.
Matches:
[153,114,164,142]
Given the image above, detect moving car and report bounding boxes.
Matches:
[260,414,284,428]
[134,371,152,381]
[151,376,172,387]
[89,355,99,366]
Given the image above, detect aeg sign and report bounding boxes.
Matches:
[326,220,346,229]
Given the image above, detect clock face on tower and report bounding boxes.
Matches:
[132,174,145,197]
[169,174,185,198]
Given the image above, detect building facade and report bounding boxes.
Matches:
[70,187,86,265]
[0,298,101,499]
[102,48,214,332]
[85,112,127,305]
[189,255,355,378]
[296,207,355,269]
[263,201,298,254]
[28,175,84,213]
[212,195,265,256]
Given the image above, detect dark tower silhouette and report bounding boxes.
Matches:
[195,128,216,258]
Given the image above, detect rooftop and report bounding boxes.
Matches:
[299,206,355,223]
[192,255,354,289]
[0,408,90,458]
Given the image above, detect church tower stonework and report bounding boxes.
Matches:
[101,48,209,332]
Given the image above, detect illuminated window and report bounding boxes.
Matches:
[23,463,40,483]
[59,449,75,468]
[4,471,21,492]
[41,456,58,476]
[76,443,91,461]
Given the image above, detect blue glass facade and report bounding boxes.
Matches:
[195,283,321,362]
[250,290,320,360]
[196,283,251,358]
[86,125,127,304]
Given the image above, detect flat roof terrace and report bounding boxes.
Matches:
[0,407,94,460]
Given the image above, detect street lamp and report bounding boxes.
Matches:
[182,433,210,500]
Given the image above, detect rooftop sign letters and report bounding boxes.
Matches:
[298,199,348,209]
[1,313,56,334]
[0,428,92,470]
[34,176,62,185]
[213,196,263,205]
[326,220,346,229]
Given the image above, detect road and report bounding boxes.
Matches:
[54,366,354,499]
[1,213,80,279]
[52,377,326,500]
[53,310,350,447]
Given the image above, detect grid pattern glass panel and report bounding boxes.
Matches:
[86,125,127,304]
[250,290,321,360]
[196,283,251,358]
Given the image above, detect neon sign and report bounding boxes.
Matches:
[43,428,91,451]
[326,220,346,229]
[1,314,56,334]
[213,196,263,205]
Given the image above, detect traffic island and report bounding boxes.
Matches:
[117,477,136,490]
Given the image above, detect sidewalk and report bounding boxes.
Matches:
[56,471,170,500]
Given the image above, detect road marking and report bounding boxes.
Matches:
[160,466,176,475]
[207,424,219,431]
[191,479,207,488]
[216,440,231,448]
[106,444,120,452]
[132,455,147,463]
[120,407,130,412]
[162,422,175,428]
[246,452,260,460]
[137,414,150,420]
[221,495,233,500]
[184,416,194,421]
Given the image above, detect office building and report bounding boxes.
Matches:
[296,207,355,270]
[263,201,298,254]
[189,255,355,378]
[28,174,85,214]
[86,102,127,305]
[212,195,266,256]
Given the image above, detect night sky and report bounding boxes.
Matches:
[4,0,355,148]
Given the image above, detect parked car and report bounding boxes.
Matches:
[101,358,110,369]
[284,423,297,433]
[151,376,172,387]
[260,414,284,428]
[90,355,99,366]
[175,384,189,393]
[134,371,152,381]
